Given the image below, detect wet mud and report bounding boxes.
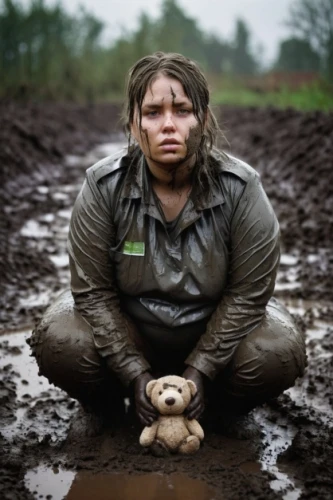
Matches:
[219,106,333,301]
[1,101,333,499]
[0,101,122,331]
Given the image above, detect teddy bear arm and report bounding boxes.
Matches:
[139,421,159,447]
[185,418,204,441]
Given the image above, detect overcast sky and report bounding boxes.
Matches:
[20,0,295,66]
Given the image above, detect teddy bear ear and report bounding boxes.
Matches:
[187,380,197,397]
[146,380,157,398]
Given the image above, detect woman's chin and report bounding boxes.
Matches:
[149,153,192,168]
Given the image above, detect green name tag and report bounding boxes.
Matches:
[123,241,145,256]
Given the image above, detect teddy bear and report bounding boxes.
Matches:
[139,375,204,455]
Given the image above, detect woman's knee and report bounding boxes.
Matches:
[226,298,307,400]
[28,289,105,399]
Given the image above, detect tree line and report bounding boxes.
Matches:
[0,0,332,100]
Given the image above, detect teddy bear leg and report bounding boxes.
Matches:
[150,439,170,457]
[179,435,200,455]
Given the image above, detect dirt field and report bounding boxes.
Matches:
[1,100,332,499]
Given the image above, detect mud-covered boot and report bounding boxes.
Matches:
[67,398,126,440]
[67,406,105,440]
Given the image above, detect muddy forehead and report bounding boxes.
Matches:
[143,85,188,105]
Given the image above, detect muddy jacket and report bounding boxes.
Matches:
[68,149,280,386]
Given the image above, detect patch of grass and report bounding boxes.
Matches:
[211,83,333,112]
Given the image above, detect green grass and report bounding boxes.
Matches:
[211,83,333,112]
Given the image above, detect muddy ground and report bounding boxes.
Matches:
[1,100,332,499]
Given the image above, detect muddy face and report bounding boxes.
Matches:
[130,74,204,173]
[185,123,202,159]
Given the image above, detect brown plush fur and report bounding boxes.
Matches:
[139,375,204,455]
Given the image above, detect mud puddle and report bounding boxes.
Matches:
[0,330,75,442]
[25,468,217,500]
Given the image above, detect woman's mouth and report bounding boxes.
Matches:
[159,139,180,151]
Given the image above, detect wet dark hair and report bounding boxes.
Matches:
[123,52,225,188]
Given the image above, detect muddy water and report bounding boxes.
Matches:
[25,468,217,500]
[2,141,332,500]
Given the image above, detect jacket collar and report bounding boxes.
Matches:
[122,152,225,211]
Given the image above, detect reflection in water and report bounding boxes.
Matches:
[256,407,302,500]
[25,466,75,500]
[0,332,72,441]
[25,468,217,500]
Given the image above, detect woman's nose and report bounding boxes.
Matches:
[162,113,176,131]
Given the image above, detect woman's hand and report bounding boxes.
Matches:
[133,372,158,426]
[183,366,205,420]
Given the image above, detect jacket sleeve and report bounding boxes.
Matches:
[185,171,280,380]
[67,172,150,386]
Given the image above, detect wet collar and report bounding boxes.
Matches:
[122,152,225,210]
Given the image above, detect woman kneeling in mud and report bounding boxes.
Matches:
[29,52,306,437]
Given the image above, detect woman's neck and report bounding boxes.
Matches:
[146,155,196,190]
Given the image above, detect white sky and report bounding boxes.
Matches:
[19,0,294,66]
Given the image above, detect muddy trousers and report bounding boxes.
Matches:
[28,290,307,417]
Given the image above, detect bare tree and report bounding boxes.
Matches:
[286,0,333,77]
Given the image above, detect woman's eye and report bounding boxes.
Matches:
[147,111,158,117]
[178,109,190,115]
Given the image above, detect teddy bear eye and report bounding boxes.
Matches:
[159,391,162,395]
[178,388,182,393]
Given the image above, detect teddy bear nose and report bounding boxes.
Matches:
[165,397,175,406]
